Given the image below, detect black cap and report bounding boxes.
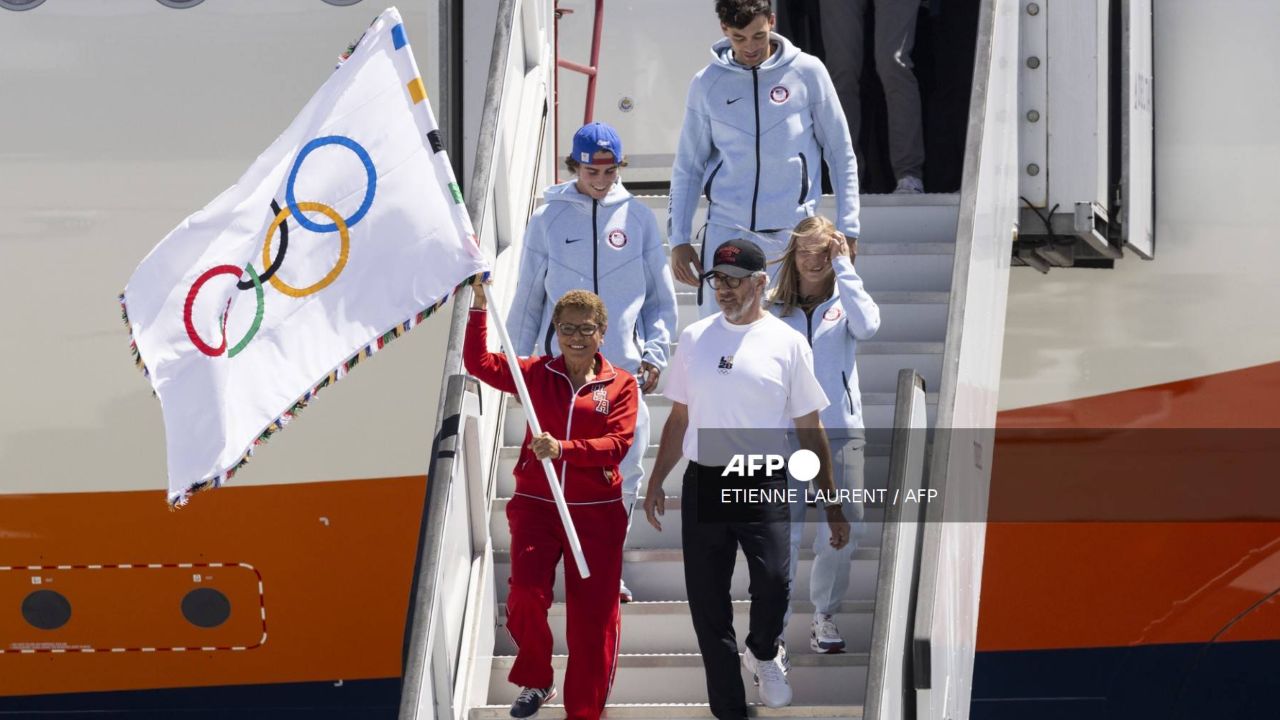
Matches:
[703,239,766,279]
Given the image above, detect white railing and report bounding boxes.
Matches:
[399,0,553,717]
[911,0,1020,718]
[864,369,931,719]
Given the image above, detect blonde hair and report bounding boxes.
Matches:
[553,289,609,327]
[769,216,837,317]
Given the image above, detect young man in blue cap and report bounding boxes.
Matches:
[508,121,678,605]
[668,0,861,318]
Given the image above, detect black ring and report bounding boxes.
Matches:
[239,199,289,290]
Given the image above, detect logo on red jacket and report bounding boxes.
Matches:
[823,306,843,322]
[769,85,790,104]
[592,386,609,414]
[607,229,628,249]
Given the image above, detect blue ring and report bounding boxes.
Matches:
[285,135,376,233]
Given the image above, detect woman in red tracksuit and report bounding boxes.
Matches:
[466,281,638,720]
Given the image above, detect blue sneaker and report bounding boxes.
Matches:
[510,686,556,718]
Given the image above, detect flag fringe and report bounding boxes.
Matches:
[118,293,152,380]
[120,272,489,509]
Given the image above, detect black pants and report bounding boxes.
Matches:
[681,462,791,720]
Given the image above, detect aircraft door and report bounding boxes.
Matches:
[1118,0,1154,257]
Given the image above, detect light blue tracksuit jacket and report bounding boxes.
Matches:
[669,33,860,258]
[768,255,880,432]
[773,254,880,618]
[507,181,677,503]
[508,180,678,376]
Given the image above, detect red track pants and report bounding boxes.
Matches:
[504,494,626,720]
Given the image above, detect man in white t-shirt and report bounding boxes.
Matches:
[644,239,850,720]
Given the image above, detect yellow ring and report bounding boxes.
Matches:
[261,201,350,298]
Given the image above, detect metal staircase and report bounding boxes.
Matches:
[469,194,957,719]
[401,1,1018,718]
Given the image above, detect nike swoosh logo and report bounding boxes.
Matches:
[726,97,742,105]
[565,238,584,244]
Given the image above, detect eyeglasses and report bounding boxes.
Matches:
[706,273,749,290]
[556,322,600,337]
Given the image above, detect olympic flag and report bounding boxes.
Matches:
[121,8,488,506]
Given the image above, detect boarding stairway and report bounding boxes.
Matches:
[470,195,953,719]
[401,1,1017,719]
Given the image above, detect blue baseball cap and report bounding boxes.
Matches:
[571,122,623,166]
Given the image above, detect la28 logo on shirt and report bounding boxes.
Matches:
[717,355,734,374]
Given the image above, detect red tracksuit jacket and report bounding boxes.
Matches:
[464,309,639,504]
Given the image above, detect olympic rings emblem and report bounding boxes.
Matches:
[183,135,375,358]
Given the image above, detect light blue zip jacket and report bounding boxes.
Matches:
[507,181,677,374]
[669,33,860,249]
[768,255,880,431]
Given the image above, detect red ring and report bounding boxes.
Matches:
[184,265,243,357]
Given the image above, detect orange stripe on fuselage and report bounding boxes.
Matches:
[979,361,1280,653]
[0,476,426,697]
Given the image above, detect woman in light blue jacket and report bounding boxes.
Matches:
[507,122,678,603]
[767,215,880,654]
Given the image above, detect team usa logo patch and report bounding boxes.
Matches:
[607,229,628,249]
[593,386,610,414]
[823,306,844,322]
[718,355,735,374]
[769,85,790,104]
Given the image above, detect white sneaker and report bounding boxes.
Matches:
[810,613,846,653]
[619,578,633,604]
[742,645,793,708]
[893,175,924,194]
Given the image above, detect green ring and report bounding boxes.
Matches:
[227,264,265,358]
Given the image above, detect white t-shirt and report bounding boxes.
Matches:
[665,313,829,463]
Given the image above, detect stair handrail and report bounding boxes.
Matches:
[864,370,930,719]
[399,0,552,717]
[909,0,1020,718]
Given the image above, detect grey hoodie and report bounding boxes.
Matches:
[769,255,880,431]
[669,33,860,248]
[507,180,677,374]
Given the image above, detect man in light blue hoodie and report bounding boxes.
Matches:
[508,123,678,603]
[669,0,860,318]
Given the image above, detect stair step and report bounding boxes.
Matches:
[493,548,881,603]
[494,600,876,655]
[487,653,870,705]
[673,292,949,342]
[469,703,864,719]
[855,250,954,294]
[492,441,902,500]
[501,395,939,450]
[490,494,888,551]
[635,193,960,245]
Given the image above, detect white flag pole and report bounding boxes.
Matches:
[482,299,591,579]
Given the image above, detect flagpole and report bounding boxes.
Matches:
[482,297,591,579]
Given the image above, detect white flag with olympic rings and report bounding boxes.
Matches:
[120,7,489,506]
